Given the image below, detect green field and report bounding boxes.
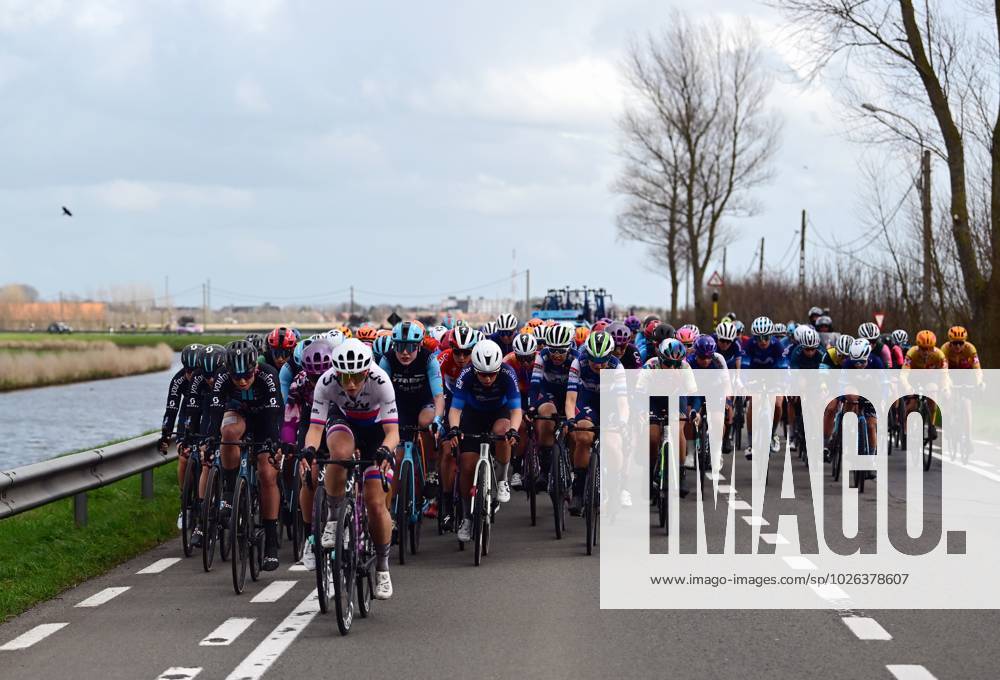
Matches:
[0,457,179,622]
[0,332,241,351]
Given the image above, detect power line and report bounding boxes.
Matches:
[356,270,528,301]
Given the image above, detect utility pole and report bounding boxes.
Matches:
[758,237,765,286]
[202,283,207,325]
[799,210,807,295]
[722,247,727,283]
[919,150,932,309]
[524,269,530,320]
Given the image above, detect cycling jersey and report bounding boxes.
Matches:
[529,347,578,406]
[279,360,300,403]
[452,365,521,412]
[436,348,466,395]
[712,336,746,369]
[686,352,729,371]
[378,348,444,405]
[207,364,283,443]
[181,372,216,437]
[788,345,824,369]
[740,338,789,368]
[821,347,845,369]
[567,355,627,412]
[903,346,947,369]
[310,364,398,428]
[502,352,534,395]
[942,341,980,369]
[281,370,317,445]
[615,343,642,369]
[639,357,697,416]
[161,368,199,439]
[488,331,516,355]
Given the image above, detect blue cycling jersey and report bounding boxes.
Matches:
[788,344,824,369]
[740,337,790,368]
[529,347,578,406]
[452,365,521,412]
[712,335,745,369]
[567,355,626,409]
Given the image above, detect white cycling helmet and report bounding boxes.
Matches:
[891,329,908,345]
[331,338,372,374]
[512,332,538,357]
[835,334,855,356]
[799,327,820,349]
[471,340,504,373]
[496,313,518,332]
[326,329,346,348]
[772,322,787,336]
[848,338,871,362]
[680,323,700,337]
[715,321,738,342]
[429,325,448,343]
[857,322,880,341]
[452,325,479,350]
[750,316,774,337]
[546,323,574,349]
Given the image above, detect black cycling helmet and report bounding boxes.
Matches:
[652,323,675,344]
[200,344,226,375]
[226,340,259,378]
[181,343,204,371]
[245,333,267,355]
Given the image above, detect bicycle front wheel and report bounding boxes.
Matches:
[333,501,357,636]
[473,461,489,566]
[231,477,250,595]
[396,459,412,566]
[585,451,599,556]
[550,444,565,540]
[202,465,220,572]
[180,457,199,558]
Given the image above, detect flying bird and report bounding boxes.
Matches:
[62,206,73,217]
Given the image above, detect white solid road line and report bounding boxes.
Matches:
[225,590,319,680]
[0,623,69,651]
[887,664,938,679]
[137,558,182,574]
[76,586,130,608]
[250,580,297,604]
[841,616,892,640]
[782,556,817,570]
[200,618,256,646]
[155,667,203,680]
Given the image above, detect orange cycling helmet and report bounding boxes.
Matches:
[422,336,439,352]
[519,325,534,335]
[592,321,609,333]
[575,326,590,346]
[527,317,543,328]
[338,324,353,339]
[375,328,392,338]
[356,325,378,343]
[947,326,968,342]
[916,330,937,349]
[412,319,426,332]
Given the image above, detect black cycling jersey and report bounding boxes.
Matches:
[160,367,199,439]
[207,364,283,443]
[182,372,219,438]
[618,343,642,370]
[383,348,434,404]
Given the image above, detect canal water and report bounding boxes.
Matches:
[0,355,181,470]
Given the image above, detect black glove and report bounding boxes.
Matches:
[525,406,538,420]
[446,427,462,444]
[375,446,395,468]
[301,446,316,463]
[505,428,521,444]
[158,435,170,452]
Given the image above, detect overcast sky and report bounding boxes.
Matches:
[0,0,865,309]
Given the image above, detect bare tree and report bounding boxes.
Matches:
[773,0,1000,352]
[614,12,781,324]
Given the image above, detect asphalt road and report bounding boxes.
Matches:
[1,435,998,680]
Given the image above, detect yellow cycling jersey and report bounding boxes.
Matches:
[942,341,980,369]
[903,346,947,369]
[825,346,844,367]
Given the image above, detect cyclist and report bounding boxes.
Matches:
[280,338,335,570]
[901,330,949,445]
[265,326,297,372]
[714,321,747,454]
[356,325,379,347]
[445,340,522,542]
[491,313,519,354]
[436,325,481,529]
[245,333,267,363]
[206,340,284,571]
[372,334,393,365]
[821,334,854,369]
[504,332,538,489]
[379,321,445,520]
[641,338,697,497]
[529,323,577,485]
[280,334,320,403]
[564,331,628,515]
[858,322,892,368]
[305,339,398,599]
[741,316,789,459]
[160,343,203,528]
[886,329,909,369]
[574,325,590,348]
[942,326,982,374]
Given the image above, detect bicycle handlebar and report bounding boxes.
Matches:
[314,456,390,493]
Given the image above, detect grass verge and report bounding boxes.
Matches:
[0,343,174,392]
[0,333,240,351]
[0,459,179,622]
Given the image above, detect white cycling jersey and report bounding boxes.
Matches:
[309,363,398,427]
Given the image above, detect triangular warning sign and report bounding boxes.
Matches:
[706,271,724,287]
[874,312,885,329]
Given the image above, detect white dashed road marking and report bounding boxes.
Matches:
[742,515,769,527]
[887,664,937,679]
[841,616,892,640]
[76,586,130,608]
[0,623,69,651]
[250,580,297,603]
[225,590,319,680]
[137,558,182,574]
[155,667,203,680]
[200,618,256,646]
[759,533,789,545]
[288,563,308,572]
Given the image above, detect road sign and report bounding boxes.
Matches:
[874,312,885,329]
[707,271,724,288]
[387,311,402,326]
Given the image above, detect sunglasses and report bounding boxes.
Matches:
[588,356,610,365]
[453,349,472,358]
[496,330,515,337]
[950,340,965,346]
[395,341,420,353]
[337,371,368,386]
[271,348,292,359]
[549,348,569,356]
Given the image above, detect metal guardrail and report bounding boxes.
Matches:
[0,433,176,526]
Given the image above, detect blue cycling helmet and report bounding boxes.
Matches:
[392,321,424,343]
[372,334,393,362]
[693,335,717,358]
[291,328,302,342]
[293,336,316,366]
[440,313,455,330]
